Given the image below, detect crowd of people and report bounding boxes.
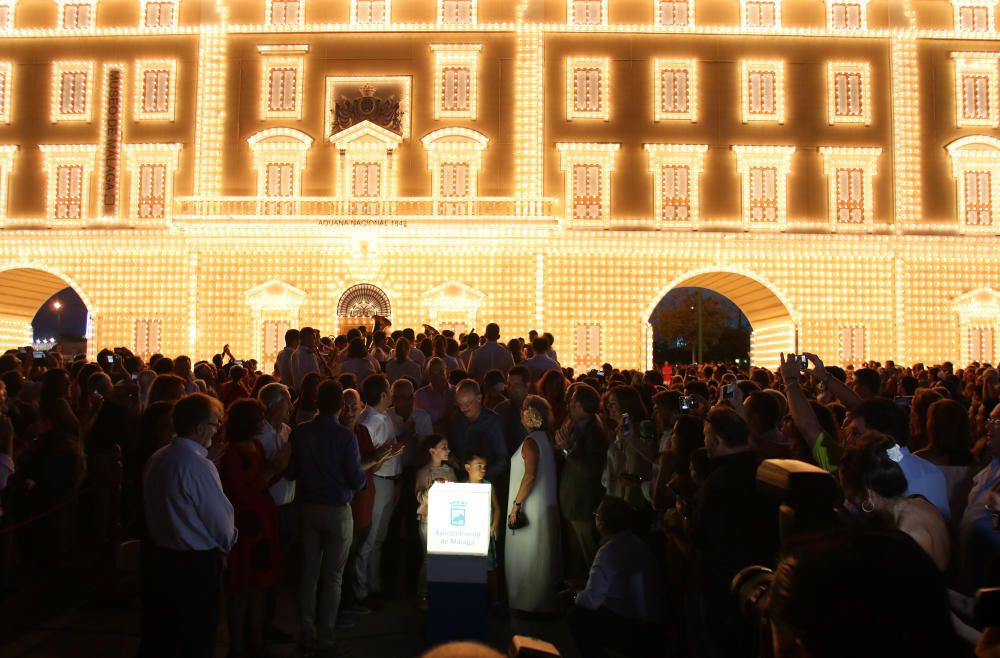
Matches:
[0,320,999,658]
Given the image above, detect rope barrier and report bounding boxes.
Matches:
[0,480,99,536]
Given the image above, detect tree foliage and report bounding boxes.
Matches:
[653,289,728,361]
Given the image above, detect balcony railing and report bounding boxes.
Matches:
[174,196,555,221]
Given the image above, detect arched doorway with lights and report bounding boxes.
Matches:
[642,269,798,371]
[0,266,95,354]
[336,283,391,334]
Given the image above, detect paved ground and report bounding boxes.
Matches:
[0,571,580,658]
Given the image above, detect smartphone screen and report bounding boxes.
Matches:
[722,384,734,400]
[33,352,45,360]
[621,413,631,435]
[799,354,809,369]
[106,355,114,364]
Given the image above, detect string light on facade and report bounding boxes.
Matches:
[0,0,993,373]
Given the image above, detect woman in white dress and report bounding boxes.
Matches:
[505,395,562,614]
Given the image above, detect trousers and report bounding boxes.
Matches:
[353,476,396,598]
[138,545,223,658]
[299,502,353,651]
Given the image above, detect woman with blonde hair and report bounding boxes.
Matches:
[505,395,562,614]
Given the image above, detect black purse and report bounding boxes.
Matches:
[508,504,529,530]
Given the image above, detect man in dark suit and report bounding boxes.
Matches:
[689,407,778,658]
[557,383,607,573]
[287,381,367,658]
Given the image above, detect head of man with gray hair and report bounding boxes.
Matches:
[455,378,483,422]
[391,377,417,417]
[257,382,291,427]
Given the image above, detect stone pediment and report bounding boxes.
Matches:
[421,281,487,311]
[244,279,307,312]
[331,120,404,151]
[955,287,1000,318]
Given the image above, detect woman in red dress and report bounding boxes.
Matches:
[220,399,290,658]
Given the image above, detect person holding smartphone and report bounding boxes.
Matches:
[601,386,653,511]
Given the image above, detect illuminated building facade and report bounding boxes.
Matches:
[0,0,998,370]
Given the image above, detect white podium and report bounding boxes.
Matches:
[425,482,492,644]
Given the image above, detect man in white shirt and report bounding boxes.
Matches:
[522,337,562,384]
[274,328,300,384]
[353,374,400,601]
[402,328,426,367]
[468,323,515,383]
[256,383,296,642]
[140,393,236,658]
[290,327,322,390]
[458,332,479,370]
[388,379,434,466]
[543,332,559,363]
[569,496,662,658]
[369,330,391,368]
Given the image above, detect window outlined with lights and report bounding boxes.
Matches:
[438,0,475,24]
[827,62,871,125]
[655,0,691,26]
[573,323,602,371]
[827,0,867,28]
[556,142,620,227]
[267,0,303,25]
[140,0,177,27]
[951,53,999,129]
[258,45,308,121]
[0,61,11,124]
[653,59,696,122]
[945,135,1000,234]
[0,1,14,30]
[839,325,866,366]
[0,145,16,220]
[431,44,481,121]
[569,0,606,25]
[566,57,610,121]
[819,147,881,230]
[134,60,177,121]
[955,288,1000,366]
[741,60,784,123]
[352,0,389,25]
[57,1,95,30]
[124,142,181,223]
[39,144,98,223]
[422,127,489,216]
[332,121,402,214]
[135,319,162,359]
[743,0,780,27]
[51,61,93,123]
[645,143,707,229]
[248,128,313,216]
[953,0,995,32]
[733,145,795,229]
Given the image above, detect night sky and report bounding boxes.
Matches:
[32,287,88,340]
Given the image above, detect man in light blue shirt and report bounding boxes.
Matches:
[842,397,950,520]
[140,393,235,658]
[570,496,662,658]
[960,406,1000,592]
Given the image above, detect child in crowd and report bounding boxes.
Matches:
[415,434,457,600]
[464,453,502,608]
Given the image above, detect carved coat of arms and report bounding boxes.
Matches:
[331,84,403,136]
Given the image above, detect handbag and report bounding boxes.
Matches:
[508,504,529,530]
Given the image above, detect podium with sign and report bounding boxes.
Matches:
[425,482,492,644]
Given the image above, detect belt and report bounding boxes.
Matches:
[374,474,400,480]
